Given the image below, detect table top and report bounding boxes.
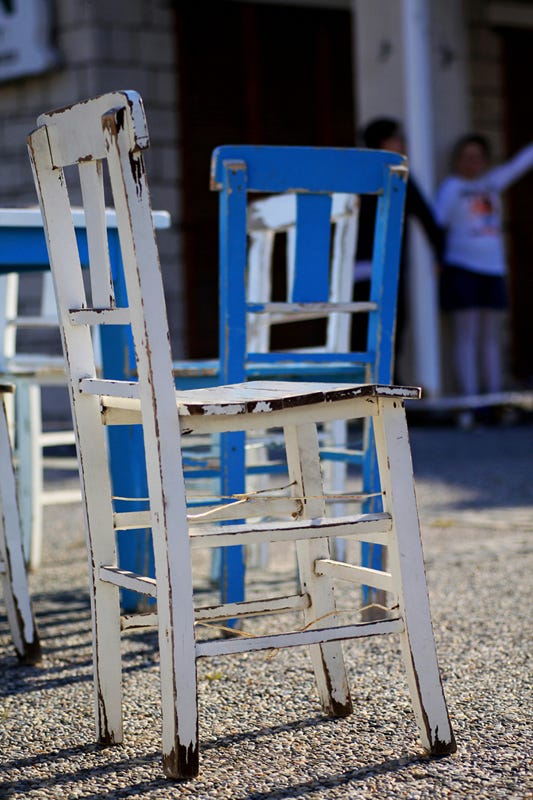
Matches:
[0,206,171,230]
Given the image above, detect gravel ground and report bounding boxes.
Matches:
[1,420,532,799]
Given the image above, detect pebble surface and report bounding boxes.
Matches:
[1,422,532,799]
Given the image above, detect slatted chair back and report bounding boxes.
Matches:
[211,145,406,389]
[28,90,456,780]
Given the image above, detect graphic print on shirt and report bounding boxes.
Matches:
[462,189,499,236]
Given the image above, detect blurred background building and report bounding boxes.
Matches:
[0,0,531,395]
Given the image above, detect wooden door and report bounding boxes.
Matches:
[502,28,533,382]
[175,0,356,357]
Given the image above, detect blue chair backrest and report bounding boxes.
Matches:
[210,145,408,387]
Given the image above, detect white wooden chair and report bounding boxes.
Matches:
[0,383,41,664]
[0,271,80,569]
[28,90,456,779]
[247,192,358,354]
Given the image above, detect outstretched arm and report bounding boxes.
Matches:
[406,177,445,260]
[489,142,533,191]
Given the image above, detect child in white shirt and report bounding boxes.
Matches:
[434,134,533,426]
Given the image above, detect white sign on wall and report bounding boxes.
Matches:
[0,0,59,83]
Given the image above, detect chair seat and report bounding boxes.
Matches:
[82,378,421,423]
[173,380,421,414]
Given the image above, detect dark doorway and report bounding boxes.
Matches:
[501,27,533,383]
[175,0,356,357]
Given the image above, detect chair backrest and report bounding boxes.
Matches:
[246,192,359,354]
[210,146,408,387]
[27,89,191,613]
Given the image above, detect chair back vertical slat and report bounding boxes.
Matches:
[326,196,358,352]
[286,225,296,300]
[79,160,115,308]
[291,194,332,302]
[219,160,248,386]
[367,164,408,385]
[246,229,274,352]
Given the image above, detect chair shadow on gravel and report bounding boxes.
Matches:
[0,744,169,798]
[1,591,163,700]
[1,737,430,800]
[244,753,431,800]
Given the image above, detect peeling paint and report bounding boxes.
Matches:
[321,651,353,718]
[251,400,273,413]
[162,740,199,780]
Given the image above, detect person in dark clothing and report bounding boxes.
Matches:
[351,118,444,380]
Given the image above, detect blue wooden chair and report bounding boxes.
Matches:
[208,146,408,606]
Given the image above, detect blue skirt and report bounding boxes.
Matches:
[439,264,507,312]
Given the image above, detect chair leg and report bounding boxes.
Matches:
[157,587,199,779]
[150,479,198,777]
[16,383,44,569]
[78,417,124,746]
[284,422,353,718]
[90,579,123,745]
[373,399,457,756]
[0,396,41,664]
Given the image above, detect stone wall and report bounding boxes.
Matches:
[0,0,185,357]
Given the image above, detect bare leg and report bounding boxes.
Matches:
[479,309,504,393]
[451,309,479,395]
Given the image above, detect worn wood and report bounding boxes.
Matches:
[196,618,404,658]
[372,398,457,755]
[0,387,41,664]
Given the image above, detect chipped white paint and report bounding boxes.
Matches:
[250,400,273,413]
[28,91,455,780]
[197,618,404,659]
[0,385,41,663]
[372,397,456,753]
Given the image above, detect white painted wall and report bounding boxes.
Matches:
[352,0,405,129]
